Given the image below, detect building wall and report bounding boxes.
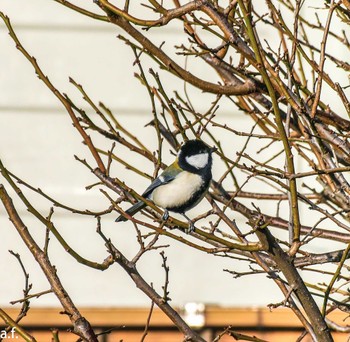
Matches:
[0,0,348,315]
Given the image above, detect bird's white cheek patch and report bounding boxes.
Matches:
[185,153,209,169]
[151,172,203,209]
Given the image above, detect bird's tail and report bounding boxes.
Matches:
[115,201,147,222]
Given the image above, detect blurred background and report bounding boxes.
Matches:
[0,1,349,341]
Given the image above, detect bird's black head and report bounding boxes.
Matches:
[178,139,216,175]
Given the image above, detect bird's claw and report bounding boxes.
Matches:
[162,210,169,221]
[162,210,195,233]
[186,221,195,234]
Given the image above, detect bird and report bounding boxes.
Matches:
[115,139,216,233]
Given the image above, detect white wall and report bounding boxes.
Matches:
[0,0,348,310]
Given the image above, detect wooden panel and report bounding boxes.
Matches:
[1,307,349,341]
[3,330,347,342]
[109,331,183,342]
[2,306,349,327]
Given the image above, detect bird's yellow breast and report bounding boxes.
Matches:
[150,171,203,209]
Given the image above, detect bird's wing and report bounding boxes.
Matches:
[142,161,181,198]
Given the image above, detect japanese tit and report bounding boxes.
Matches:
[115,139,216,232]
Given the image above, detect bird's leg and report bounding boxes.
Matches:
[182,213,195,233]
[162,209,169,221]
